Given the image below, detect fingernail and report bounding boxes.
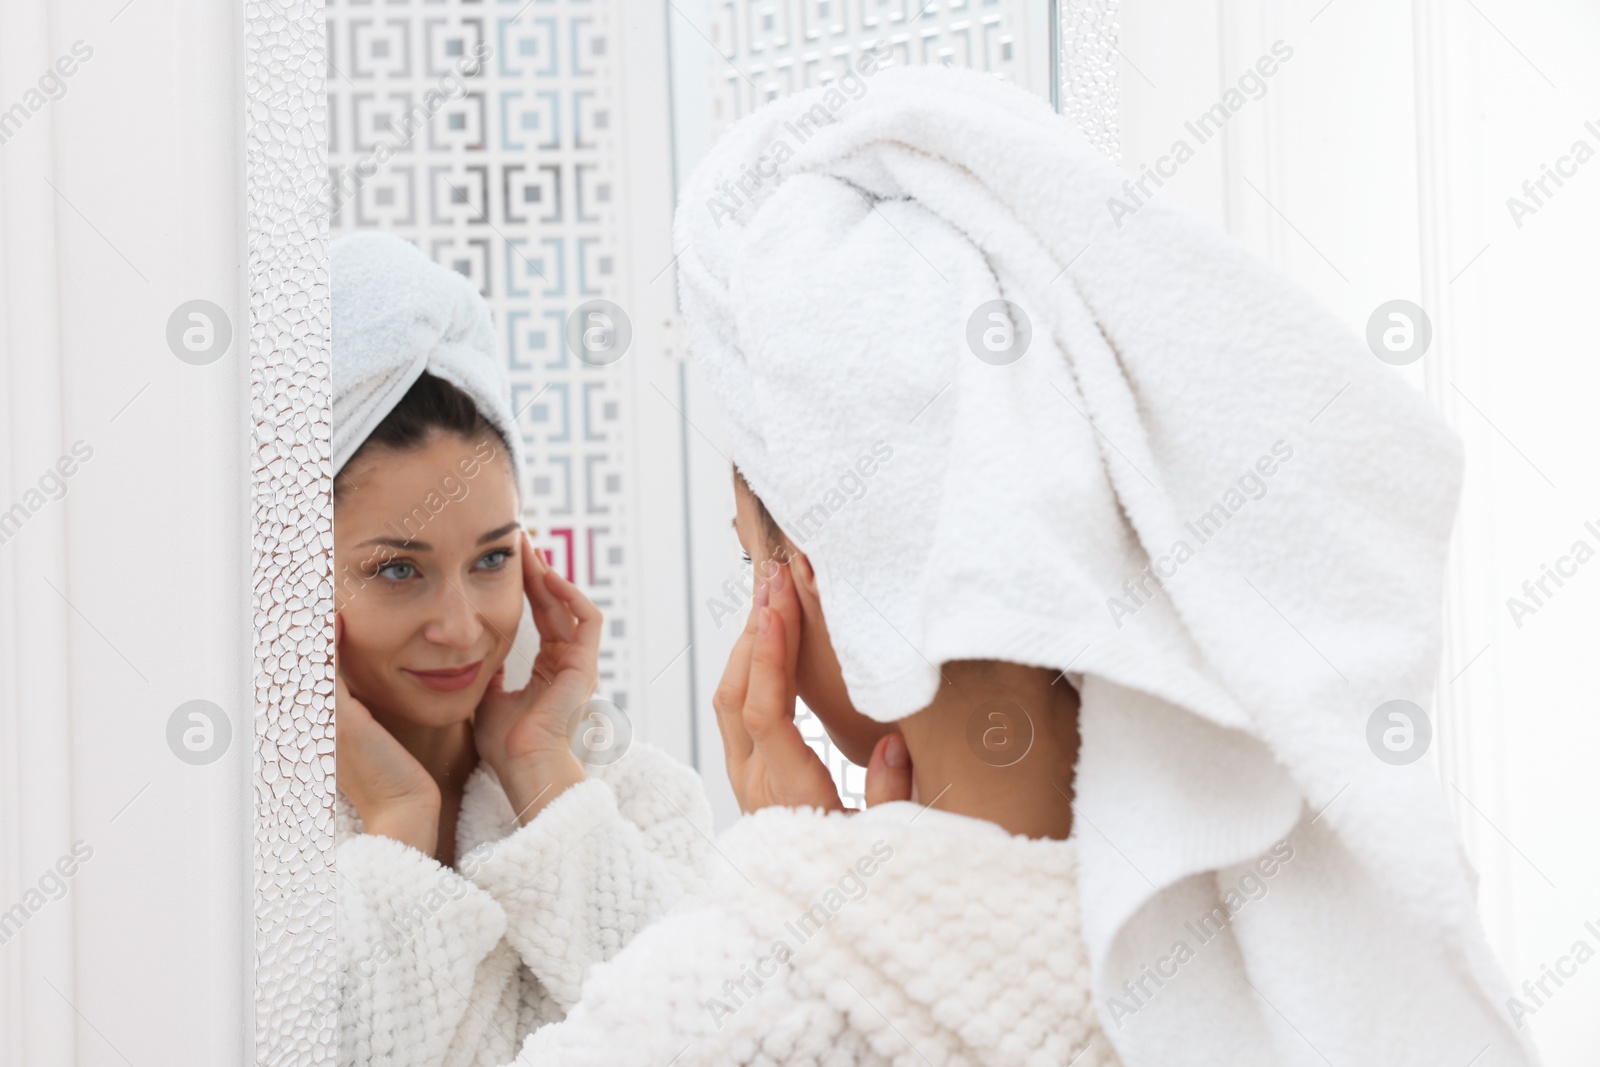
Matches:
[884,733,909,769]
[755,578,770,609]
[757,607,771,635]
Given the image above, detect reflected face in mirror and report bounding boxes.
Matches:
[334,431,523,729]
[732,471,898,767]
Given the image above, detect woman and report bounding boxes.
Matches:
[500,473,1118,1064]
[329,242,1106,1065]
[340,58,1535,1066]
[331,232,718,1066]
[506,62,1532,1066]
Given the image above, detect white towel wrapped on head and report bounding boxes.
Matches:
[674,62,1535,1067]
[331,230,525,484]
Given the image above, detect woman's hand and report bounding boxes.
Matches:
[335,613,442,855]
[714,563,913,814]
[473,533,600,825]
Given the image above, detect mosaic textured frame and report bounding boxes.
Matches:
[1058,0,1121,162]
[245,1,1118,1060]
[248,0,335,1063]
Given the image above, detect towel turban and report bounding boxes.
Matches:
[331,230,524,486]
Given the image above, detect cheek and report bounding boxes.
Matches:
[343,579,403,626]
[337,605,403,688]
[339,576,427,655]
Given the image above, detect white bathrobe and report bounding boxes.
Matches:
[334,745,713,1066]
[337,748,1115,1067]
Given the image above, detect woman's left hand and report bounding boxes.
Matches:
[474,532,601,825]
[714,562,914,814]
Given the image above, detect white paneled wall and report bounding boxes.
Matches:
[1120,2,1600,1061]
[0,1,249,1064]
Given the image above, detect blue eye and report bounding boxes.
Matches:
[376,561,416,582]
[476,548,512,571]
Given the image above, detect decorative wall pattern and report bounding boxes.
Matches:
[705,0,1031,141]
[248,1,335,1063]
[325,0,636,712]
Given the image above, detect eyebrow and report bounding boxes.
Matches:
[353,521,522,553]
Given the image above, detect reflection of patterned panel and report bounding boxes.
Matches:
[706,0,1030,137]
[701,0,1030,796]
[798,703,867,810]
[328,0,633,711]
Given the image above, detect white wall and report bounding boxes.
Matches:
[1119,1,1599,1061]
[0,1,249,1063]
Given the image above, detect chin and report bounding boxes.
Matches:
[391,679,486,727]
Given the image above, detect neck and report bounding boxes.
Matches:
[373,710,479,799]
[895,662,1080,840]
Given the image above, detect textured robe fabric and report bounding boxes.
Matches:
[337,747,1114,1066]
[335,744,713,1066]
[509,799,1116,1067]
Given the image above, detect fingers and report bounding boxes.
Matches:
[333,618,378,733]
[765,562,802,696]
[523,534,606,666]
[864,732,914,807]
[334,612,352,690]
[521,533,576,644]
[482,663,507,698]
[741,605,811,769]
[333,617,366,737]
[335,671,374,734]
[712,582,765,767]
[541,566,604,674]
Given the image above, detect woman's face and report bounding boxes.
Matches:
[732,474,898,766]
[334,431,523,730]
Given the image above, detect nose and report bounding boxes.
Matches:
[422,580,484,650]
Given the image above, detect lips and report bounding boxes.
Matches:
[403,660,484,692]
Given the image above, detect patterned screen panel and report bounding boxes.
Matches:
[326,0,636,712]
[706,0,1031,137]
